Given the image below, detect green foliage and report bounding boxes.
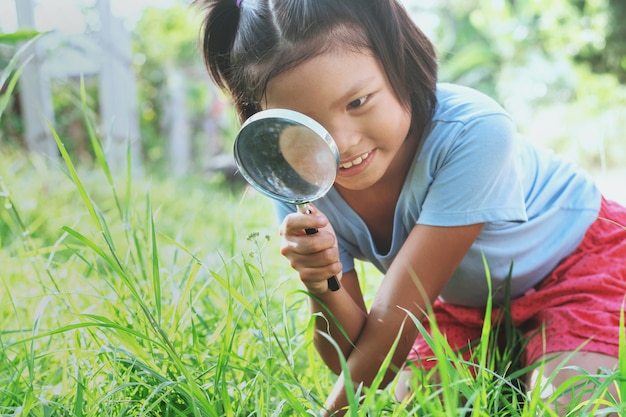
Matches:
[573,0,626,82]
[132,5,195,165]
[132,4,236,171]
[134,5,200,66]
[3,1,625,174]
[406,0,626,170]
[0,30,99,159]
[0,31,42,143]
[49,77,101,163]
[1,131,321,415]
[2,96,625,414]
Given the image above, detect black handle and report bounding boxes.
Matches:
[305,226,341,291]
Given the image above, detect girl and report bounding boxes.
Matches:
[198,0,626,415]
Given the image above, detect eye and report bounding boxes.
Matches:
[347,95,369,110]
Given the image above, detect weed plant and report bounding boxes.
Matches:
[1,98,625,416]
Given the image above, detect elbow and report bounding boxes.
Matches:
[316,346,343,375]
[323,352,347,376]
[314,335,352,375]
[328,361,342,376]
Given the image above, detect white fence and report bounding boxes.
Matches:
[10,0,228,177]
[13,0,144,172]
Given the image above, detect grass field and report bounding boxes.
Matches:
[1,139,625,416]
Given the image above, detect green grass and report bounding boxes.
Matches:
[1,129,625,415]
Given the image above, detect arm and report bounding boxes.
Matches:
[309,269,367,374]
[279,206,369,373]
[278,204,483,414]
[323,222,484,416]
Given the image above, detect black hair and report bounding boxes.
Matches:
[195,0,438,137]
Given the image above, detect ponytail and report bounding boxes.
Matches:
[196,0,241,92]
[196,0,277,121]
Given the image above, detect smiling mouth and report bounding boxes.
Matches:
[340,152,371,169]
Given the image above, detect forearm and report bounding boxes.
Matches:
[310,284,368,373]
[323,305,421,416]
[320,224,485,415]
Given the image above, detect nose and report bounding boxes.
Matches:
[323,117,360,156]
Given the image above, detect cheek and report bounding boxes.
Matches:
[376,100,411,142]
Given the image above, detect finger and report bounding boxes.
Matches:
[280,212,328,236]
[285,246,340,269]
[281,230,337,257]
[296,262,343,284]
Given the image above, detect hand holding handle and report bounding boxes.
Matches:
[297,204,341,292]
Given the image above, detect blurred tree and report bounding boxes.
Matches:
[406,0,626,169]
[572,0,626,82]
[132,4,232,175]
[3,0,624,175]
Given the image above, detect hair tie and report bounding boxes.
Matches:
[236,0,243,7]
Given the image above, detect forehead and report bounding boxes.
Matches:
[263,48,383,112]
[243,25,370,96]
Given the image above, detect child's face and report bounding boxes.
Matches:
[263,47,413,192]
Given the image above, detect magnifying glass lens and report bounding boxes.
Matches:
[233,109,341,292]
[234,115,337,204]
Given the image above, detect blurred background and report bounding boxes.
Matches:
[1,0,625,202]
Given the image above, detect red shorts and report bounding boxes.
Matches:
[406,197,626,369]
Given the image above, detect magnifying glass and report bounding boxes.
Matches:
[234,108,341,292]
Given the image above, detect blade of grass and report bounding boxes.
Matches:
[478,254,493,375]
[160,231,257,314]
[79,77,125,220]
[305,313,329,406]
[362,318,405,414]
[51,124,103,231]
[10,318,167,352]
[149,198,162,325]
[61,226,128,290]
[0,34,42,116]
[0,57,28,116]
[72,361,85,417]
[317,331,359,417]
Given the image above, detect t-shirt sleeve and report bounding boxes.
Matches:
[274,200,296,223]
[417,113,528,226]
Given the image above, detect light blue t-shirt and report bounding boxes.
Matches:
[275,83,601,307]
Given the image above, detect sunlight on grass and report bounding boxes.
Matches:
[1,126,625,415]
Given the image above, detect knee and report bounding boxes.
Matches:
[393,368,444,402]
[394,369,414,401]
[526,352,619,416]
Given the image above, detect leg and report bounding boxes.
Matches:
[394,369,414,401]
[515,199,626,415]
[393,367,445,402]
[397,300,487,401]
[527,351,619,416]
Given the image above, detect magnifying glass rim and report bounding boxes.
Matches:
[234,108,339,205]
